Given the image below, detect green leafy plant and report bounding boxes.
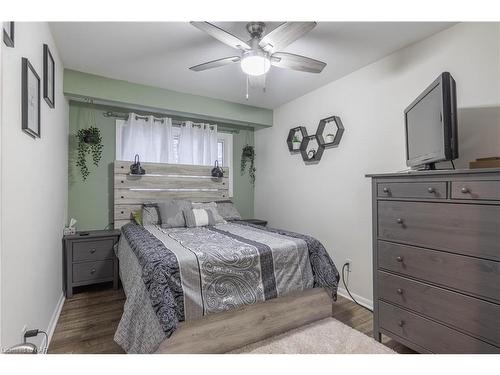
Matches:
[76,126,103,180]
[241,145,256,185]
[292,135,300,143]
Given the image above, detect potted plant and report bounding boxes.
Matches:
[241,145,256,185]
[325,133,336,143]
[292,134,301,150]
[76,126,103,180]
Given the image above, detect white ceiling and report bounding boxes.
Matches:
[50,22,454,109]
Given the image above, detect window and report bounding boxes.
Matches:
[116,120,233,196]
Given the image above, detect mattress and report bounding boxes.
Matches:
[114,221,339,353]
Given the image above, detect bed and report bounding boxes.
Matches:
[113,160,339,353]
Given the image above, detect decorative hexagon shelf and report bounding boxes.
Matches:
[300,135,325,164]
[287,126,307,153]
[316,116,344,149]
[287,115,344,164]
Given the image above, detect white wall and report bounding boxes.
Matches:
[255,23,500,306]
[1,22,68,350]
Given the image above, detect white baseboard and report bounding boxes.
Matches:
[336,286,373,311]
[44,292,65,353]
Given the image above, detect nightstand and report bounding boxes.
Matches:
[63,230,121,298]
[239,219,268,227]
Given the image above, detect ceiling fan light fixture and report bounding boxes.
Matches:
[241,54,271,76]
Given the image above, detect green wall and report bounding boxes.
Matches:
[64,69,273,128]
[68,102,255,231]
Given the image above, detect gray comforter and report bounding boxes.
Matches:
[114,221,339,353]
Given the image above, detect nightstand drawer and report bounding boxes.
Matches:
[379,301,499,354]
[378,241,500,303]
[377,182,446,199]
[378,200,500,261]
[72,260,114,283]
[72,239,114,262]
[378,271,500,345]
[451,180,500,201]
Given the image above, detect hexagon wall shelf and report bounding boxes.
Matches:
[287,126,307,153]
[300,135,325,164]
[286,115,344,164]
[316,116,344,149]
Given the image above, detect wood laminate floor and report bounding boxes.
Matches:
[49,284,415,354]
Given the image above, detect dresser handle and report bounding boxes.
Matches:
[396,256,404,263]
[427,187,435,193]
[90,268,96,274]
[397,320,405,327]
[397,288,404,295]
[396,218,404,224]
[461,187,470,194]
[90,249,96,254]
[382,187,390,193]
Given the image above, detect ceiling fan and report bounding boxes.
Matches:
[189,22,326,94]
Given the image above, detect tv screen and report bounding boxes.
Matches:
[404,72,458,169]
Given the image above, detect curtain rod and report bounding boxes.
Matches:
[102,111,240,134]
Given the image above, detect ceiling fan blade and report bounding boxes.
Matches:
[191,22,251,51]
[248,74,266,89]
[189,56,241,72]
[271,52,326,73]
[259,22,316,53]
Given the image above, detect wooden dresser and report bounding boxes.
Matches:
[368,168,500,353]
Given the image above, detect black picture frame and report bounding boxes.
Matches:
[43,44,55,108]
[22,58,41,138]
[3,21,14,47]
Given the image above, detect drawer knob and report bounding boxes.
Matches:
[90,249,96,254]
[397,320,405,327]
[396,288,404,295]
[396,218,404,224]
[461,187,470,194]
[90,268,96,274]
[382,187,390,193]
[396,256,404,263]
[427,187,435,193]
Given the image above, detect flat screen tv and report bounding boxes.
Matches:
[404,72,458,170]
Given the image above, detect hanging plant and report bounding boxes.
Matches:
[241,145,256,185]
[76,126,103,180]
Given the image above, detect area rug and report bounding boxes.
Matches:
[229,318,395,354]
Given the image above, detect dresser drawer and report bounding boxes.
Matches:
[378,200,500,261]
[378,271,500,345]
[378,301,499,353]
[377,182,446,199]
[378,241,500,302]
[451,180,500,201]
[72,239,114,262]
[72,260,114,283]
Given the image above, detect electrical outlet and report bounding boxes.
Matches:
[345,259,353,272]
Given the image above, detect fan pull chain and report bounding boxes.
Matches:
[246,75,249,100]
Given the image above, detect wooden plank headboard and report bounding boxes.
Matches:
[114,160,229,228]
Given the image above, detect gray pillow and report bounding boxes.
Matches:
[215,200,242,220]
[183,208,219,228]
[142,204,161,225]
[192,201,226,224]
[158,200,192,228]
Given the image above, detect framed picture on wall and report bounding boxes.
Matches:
[22,57,41,138]
[43,44,55,108]
[3,21,14,47]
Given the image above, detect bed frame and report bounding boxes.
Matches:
[113,160,334,353]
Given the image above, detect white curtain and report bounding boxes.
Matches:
[178,121,218,166]
[119,112,175,162]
